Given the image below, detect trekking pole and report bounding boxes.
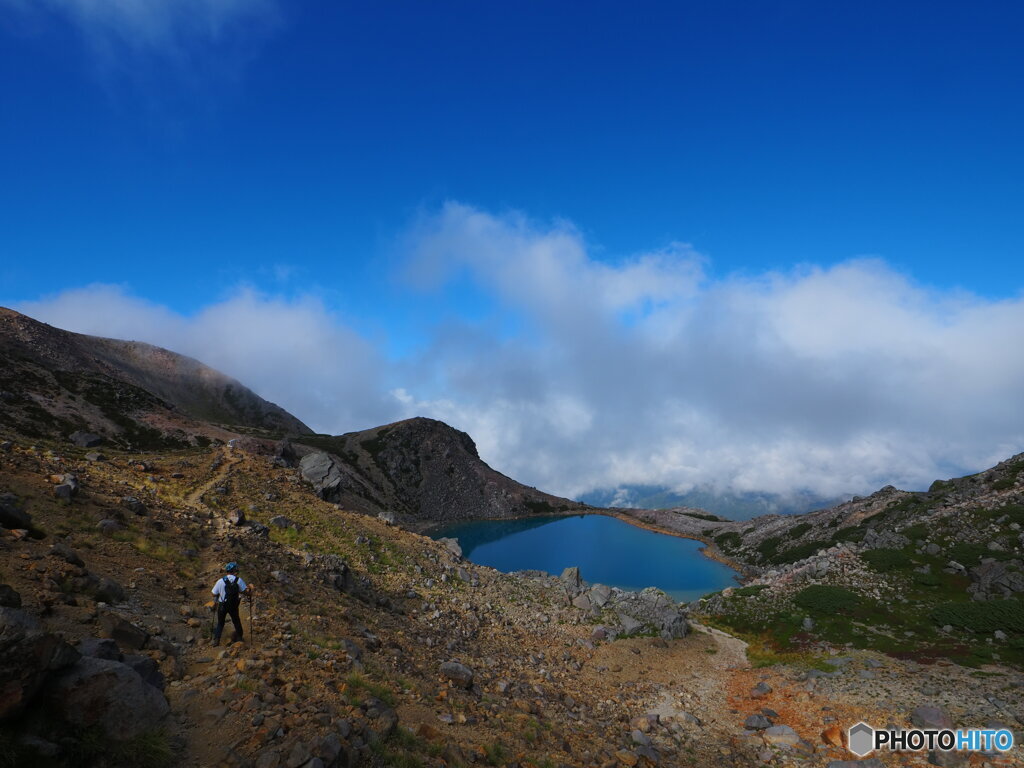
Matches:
[248,589,255,646]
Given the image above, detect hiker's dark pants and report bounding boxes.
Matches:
[213,599,243,644]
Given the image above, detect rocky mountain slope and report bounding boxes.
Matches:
[615,454,1024,670]
[2,310,1024,767]
[295,419,589,529]
[0,308,311,448]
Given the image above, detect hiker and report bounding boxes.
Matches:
[211,562,249,646]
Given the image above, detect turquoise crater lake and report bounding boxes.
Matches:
[430,514,740,602]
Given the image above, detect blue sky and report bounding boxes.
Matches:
[3,1,1024,499]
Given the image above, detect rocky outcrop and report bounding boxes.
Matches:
[46,656,170,740]
[296,418,589,526]
[0,608,79,720]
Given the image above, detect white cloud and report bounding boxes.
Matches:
[16,286,396,434]
[14,203,1024,503]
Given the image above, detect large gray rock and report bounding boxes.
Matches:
[47,656,169,740]
[560,566,583,591]
[299,452,346,502]
[968,560,1024,599]
[0,608,79,720]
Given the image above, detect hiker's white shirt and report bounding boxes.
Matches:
[211,574,248,603]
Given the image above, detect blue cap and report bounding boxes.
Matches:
[225,562,237,572]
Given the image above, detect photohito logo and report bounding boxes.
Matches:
[847,722,1014,756]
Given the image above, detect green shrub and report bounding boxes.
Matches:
[948,542,991,565]
[862,548,911,572]
[931,600,1024,633]
[832,526,865,544]
[714,532,742,550]
[929,479,953,494]
[789,522,812,539]
[794,585,860,614]
[771,540,830,564]
[756,536,781,560]
[733,584,769,597]
[683,511,725,522]
[914,572,942,587]
[902,523,928,541]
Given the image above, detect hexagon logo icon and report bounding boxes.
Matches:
[848,722,875,757]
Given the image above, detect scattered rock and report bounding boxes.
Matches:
[745,714,772,730]
[0,493,32,530]
[439,661,474,689]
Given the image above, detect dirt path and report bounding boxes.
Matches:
[184,446,239,509]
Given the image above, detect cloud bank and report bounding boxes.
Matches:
[16,202,1024,501]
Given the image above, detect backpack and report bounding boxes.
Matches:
[222,575,240,606]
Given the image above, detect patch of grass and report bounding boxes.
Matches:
[342,672,395,708]
[484,741,508,766]
[931,600,1024,633]
[794,585,859,614]
[862,548,912,572]
[948,542,1001,565]
[914,572,943,587]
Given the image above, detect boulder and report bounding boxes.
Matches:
[439,661,474,689]
[122,497,148,516]
[69,431,103,448]
[77,638,123,661]
[97,519,123,536]
[763,725,801,747]
[122,654,166,691]
[98,614,149,650]
[299,452,347,502]
[46,656,169,740]
[745,714,772,730]
[93,577,126,604]
[968,560,1024,599]
[269,515,299,530]
[0,608,80,720]
[589,584,612,608]
[560,566,583,591]
[227,508,246,526]
[0,585,21,609]
[617,613,644,636]
[0,493,31,530]
[439,538,462,559]
[751,681,773,698]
